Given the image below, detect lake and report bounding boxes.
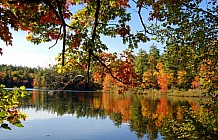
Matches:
[0,90,201,140]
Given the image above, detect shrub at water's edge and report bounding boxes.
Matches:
[0,84,29,130]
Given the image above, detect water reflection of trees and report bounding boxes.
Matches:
[129,97,151,140]
[18,91,201,139]
[19,91,106,119]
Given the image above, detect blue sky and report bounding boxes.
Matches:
[0,2,163,68]
[0,31,162,68]
[0,0,212,68]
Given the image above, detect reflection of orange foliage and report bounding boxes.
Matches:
[40,92,44,102]
[146,125,153,134]
[190,101,200,111]
[101,93,131,122]
[31,90,37,105]
[155,98,168,127]
[176,106,184,121]
[93,96,101,109]
[156,98,168,115]
[141,99,151,117]
[74,92,85,102]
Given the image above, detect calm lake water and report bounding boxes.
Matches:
[0,90,201,140]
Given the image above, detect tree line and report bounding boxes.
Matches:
[1,43,216,93]
[0,64,87,89]
[0,64,36,88]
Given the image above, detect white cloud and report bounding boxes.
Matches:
[0,46,55,67]
[0,31,62,68]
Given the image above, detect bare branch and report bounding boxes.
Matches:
[60,75,84,90]
[132,0,149,9]
[55,0,67,66]
[49,25,62,49]
[137,3,152,35]
[91,0,101,43]
[41,0,77,62]
[43,0,69,66]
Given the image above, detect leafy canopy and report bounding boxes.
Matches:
[0,0,217,88]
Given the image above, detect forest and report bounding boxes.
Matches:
[0,0,217,94]
[0,0,217,139]
[0,43,215,93]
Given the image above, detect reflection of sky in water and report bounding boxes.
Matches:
[20,108,74,121]
[1,108,158,140]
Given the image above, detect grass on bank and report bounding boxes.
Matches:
[132,87,217,97]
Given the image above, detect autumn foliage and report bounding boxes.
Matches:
[99,51,139,94]
[0,0,217,95]
[155,62,168,92]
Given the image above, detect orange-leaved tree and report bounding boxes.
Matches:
[0,0,152,89]
[155,62,168,92]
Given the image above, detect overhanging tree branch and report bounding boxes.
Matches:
[88,0,131,86]
[137,3,152,35]
[87,0,101,85]
[55,0,67,66]
[65,24,75,29]
[44,0,75,66]
[90,51,129,85]
[49,25,62,49]
[183,3,218,21]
